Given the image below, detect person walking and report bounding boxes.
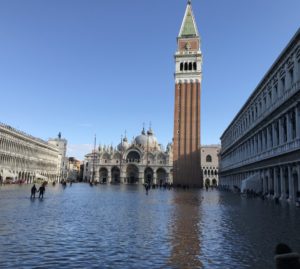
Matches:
[31,184,37,198]
[38,185,45,199]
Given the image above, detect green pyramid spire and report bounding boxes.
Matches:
[179,2,199,37]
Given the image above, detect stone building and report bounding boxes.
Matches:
[219,28,300,202]
[0,123,60,183]
[83,128,173,184]
[48,132,68,180]
[173,0,202,187]
[201,145,221,186]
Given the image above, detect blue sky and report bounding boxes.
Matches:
[0,0,299,160]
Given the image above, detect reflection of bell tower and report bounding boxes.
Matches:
[173,0,202,187]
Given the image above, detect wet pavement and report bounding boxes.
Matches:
[0,183,299,268]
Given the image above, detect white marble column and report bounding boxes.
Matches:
[262,170,267,194]
[280,166,286,200]
[108,169,112,183]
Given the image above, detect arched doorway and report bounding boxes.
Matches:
[144,167,154,184]
[157,168,167,185]
[205,178,210,186]
[99,168,108,183]
[126,165,139,184]
[212,178,217,186]
[111,167,120,184]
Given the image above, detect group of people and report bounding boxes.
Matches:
[30,184,46,199]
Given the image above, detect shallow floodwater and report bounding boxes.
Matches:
[0,184,299,269]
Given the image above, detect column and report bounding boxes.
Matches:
[274,167,279,198]
[266,127,270,149]
[279,118,284,145]
[272,122,278,146]
[280,166,286,200]
[262,170,267,194]
[297,163,300,194]
[296,104,300,139]
[108,169,112,183]
[153,171,157,185]
[286,112,292,142]
[288,165,294,202]
[268,168,272,195]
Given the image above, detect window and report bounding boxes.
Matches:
[193,62,197,70]
[180,63,183,71]
[206,155,212,162]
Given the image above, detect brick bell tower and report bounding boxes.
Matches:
[173,0,203,187]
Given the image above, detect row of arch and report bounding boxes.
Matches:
[180,62,197,71]
[203,169,218,176]
[0,170,57,183]
[97,165,169,184]
[0,153,57,171]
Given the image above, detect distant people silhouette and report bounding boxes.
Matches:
[31,184,37,198]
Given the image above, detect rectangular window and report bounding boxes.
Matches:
[268,91,272,104]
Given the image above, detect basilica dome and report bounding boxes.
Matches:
[117,137,129,151]
[135,128,159,149]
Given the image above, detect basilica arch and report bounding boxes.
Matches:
[157,168,167,184]
[111,166,120,184]
[144,167,154,184]
[99,167,108,183]
[126,164,139,184]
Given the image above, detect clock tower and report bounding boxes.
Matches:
[173,0,202,187]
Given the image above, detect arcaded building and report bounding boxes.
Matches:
[83,128,173,184]
[201,145,221,186]
[173,0,202,187]
[0,123,60,183]
[220,29,300,202]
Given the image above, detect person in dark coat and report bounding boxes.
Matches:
[274,243,300,269]
[38,185,45,199]
[31,184,37,198]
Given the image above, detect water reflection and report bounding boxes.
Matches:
[169,190,202,269]
[0,185,299,268]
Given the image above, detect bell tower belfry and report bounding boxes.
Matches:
[173,0,202,187]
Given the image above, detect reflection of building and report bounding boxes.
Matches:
[83,128,173,184]
[0,123,60,183]
[173,0,202,187]
[168,191,202,269]
[201,145,221,186]
[220,29,300,202]
[48,132,68,181]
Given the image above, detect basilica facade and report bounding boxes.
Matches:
[83,128,173,185]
